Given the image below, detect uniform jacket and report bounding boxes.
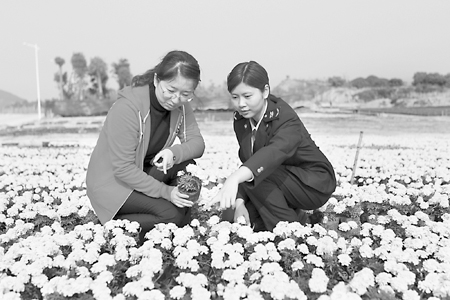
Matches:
[86,85,205,224]
[234,94,336,195]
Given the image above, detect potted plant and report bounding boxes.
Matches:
[177,167,202,202]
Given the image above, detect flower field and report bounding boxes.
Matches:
[1,132,450,300]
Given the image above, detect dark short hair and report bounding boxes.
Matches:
[132,50,201,87]
[227,61,269,93]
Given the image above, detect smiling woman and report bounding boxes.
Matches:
[85,50,206,244]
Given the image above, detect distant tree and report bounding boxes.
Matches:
[366,75,389,87]
[376,87,394,99]
[413,72,447,92]
[350,77,369,89]
[426,73,447,86]
[88,57,108,99]
[70,53,89,100]
[53,71,69,99]
[328,76,346,87]
[112,59,132,89]
[412,72,427,86]
[445,73,450,87]
[54,57,65,100]
[71,53,88,77]
[388,78,403,87]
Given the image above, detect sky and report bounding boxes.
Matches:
[1,0,450,102]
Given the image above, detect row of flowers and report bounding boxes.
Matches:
[0,134,449,299]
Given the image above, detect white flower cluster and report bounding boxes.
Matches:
[0,134,450,299]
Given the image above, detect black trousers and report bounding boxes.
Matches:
[222,165,331,231]
[114,160,194,244]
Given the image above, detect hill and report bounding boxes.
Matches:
[0,90,28,110]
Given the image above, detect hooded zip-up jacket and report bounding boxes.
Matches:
[86,85,205,224]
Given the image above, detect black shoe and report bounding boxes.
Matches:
[295,208,308,225]
[308,210,324,225]
[252,216,267,232]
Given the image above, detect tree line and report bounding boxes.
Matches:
[325,73,450,103]
[54,53,132,101]
[52,52,450,107]
[329,72,450,90]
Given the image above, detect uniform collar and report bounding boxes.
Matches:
[262,96,280,122]
[250,100,268,131]
[234,94,280,122]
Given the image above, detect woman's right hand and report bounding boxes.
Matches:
[234,200,250,225]
[169,186,194,208]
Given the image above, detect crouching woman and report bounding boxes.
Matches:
[212,60,336,231]
[86,50,205,244]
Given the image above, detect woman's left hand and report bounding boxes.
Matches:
[170,187,194,208]
[153,149,174,174]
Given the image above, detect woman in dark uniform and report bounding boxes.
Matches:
[211,61,336,231]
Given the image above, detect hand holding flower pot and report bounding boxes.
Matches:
[177,170,202,202]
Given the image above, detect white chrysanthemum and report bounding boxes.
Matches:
[304,254,324,268]
[306,236,318,246]
[170,286,187,300]
[358,243,374,258]
[401,290,420,300]
[349,268,374,295]
[191,285,211,300]
[338,253,352,266]
[292,260,304,271]
[309,268,329,293]
[277,238,296,251]
[172,226,195,247]
[316,235,338,256]
[222,266,248,284]
[176,272,208,288]
[207,215,220,226]
[190,219,200,228]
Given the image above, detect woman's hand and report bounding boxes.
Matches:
[153,149,174,174]
[234,199,250,225]
[212,177,239,210]
[169,186,194,208]
[208,166,253,210]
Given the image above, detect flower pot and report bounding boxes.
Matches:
[184,186,202,202]
[177,175,202,202]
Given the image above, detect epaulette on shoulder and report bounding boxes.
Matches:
[233,111,245,121]
[262,107,280,122]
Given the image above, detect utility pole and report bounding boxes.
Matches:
[23,42,42,120]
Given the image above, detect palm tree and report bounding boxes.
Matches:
[54,57,65,100]
[71,52,88,100]
[88,57,108,99]
[112,59,132,89]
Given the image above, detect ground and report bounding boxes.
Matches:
[0,112,449,147]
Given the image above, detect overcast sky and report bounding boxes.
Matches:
[1,0,450,101]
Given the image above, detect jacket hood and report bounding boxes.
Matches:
[118,85,151,115]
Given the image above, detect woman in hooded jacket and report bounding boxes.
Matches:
[86,50,205,243]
